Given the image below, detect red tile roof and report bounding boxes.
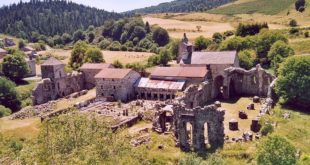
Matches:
[191,51,237,65]
[80,63,113,70]
[95,68,134,79]
[151,66,208,78]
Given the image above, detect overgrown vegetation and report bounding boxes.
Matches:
[275,55,310,109]
[0,77,21,112]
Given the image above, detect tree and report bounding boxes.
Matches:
[289,19,298,27]
[166,39,180,60]
[194,36,211,51]
[145,21,151,33]
[236,23,268,37]
[0,77,21,112]
[69,41,89,69]
[153,27,169,46]
[61,33,72,44]
[159,48,171,66]
[196,25,202,32]
[305,31,309,38]
[73,30,86,42]
[18,40,25,49]
[295,0,306,12]
[98,39,111,49]
[267,40,294,73]
[84,47,104,63]
[212,32,223,44]
[113,60,124,68]
[88,32,95,43]
[238,50,256,70]
[257,135,297,165]
[275,55,310,108]
[2,53,29,82]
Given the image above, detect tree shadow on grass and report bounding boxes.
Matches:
[15,79,29,86]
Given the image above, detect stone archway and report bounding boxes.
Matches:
[213,75,225,99]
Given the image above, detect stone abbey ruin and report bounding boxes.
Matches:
[30,34,276,152]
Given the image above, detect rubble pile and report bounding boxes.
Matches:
[10,101,56,119]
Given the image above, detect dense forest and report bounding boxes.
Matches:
[0,0,121,39]
[126,0,233,14]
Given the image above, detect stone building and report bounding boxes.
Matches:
[32,58,85,105]
[178,34,239,78]
[80,63,114,89]
[135,66,208,101]
[95,68,141,102]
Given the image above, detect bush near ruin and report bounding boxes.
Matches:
[275,55,310,109]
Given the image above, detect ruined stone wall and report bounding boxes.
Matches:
[180,81,212,109]
[80,68,103,89]
[32,72,85,105]
[96,71,141,102]
[54,72,85,97]
[173,104,225,151]
[26,59,36,77]
[223,65,275,98]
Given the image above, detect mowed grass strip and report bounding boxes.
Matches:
[208,0,295,15]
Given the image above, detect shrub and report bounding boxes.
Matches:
[0,105,12,118]
[257,135,297,165]
[261,123,274,136]
[289,19,298,27]
[267,40,294,73]
[295,0,306,12]
[84,47,104,63]
[112,60,124,68]
[304,31,309,38]
[289,28,299,35]
[236,22,268,37]
[108,41,121,51]
[0,77,21,112]
[238,50,256,70]
[98,39,111,49]
[224,30,235,37]
[212,32,224,44]
[194,36,212,51]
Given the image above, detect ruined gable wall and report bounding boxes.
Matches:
[173,104,225,151]
[225,65,275,97]
[180,81,212,108]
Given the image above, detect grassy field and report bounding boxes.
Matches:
[208,0,296,15]
[39,49,153,65]
[143,16,234,39]
[290,38,310,55]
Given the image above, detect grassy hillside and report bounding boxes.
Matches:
[208,0,296,15]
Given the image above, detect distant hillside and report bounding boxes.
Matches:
[127,0,234,14]
[208,0,296,15]
[0,0,122,39]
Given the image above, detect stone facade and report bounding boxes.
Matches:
[173,104,225,151]
[95,68,141,102]
[25,58,36,77]
[212,64,275,99]
[32,58,85,105]
[80,63,114,89]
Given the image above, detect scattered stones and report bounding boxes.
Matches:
[130,135,151,147]
[247,103,255,110]
[215,101,221,108]
[239,110,248,119]
[10,101,56,120]
[283,112,291,119]
[253,96,260,103]
[229,119,238,131]
[243,131,253,141]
